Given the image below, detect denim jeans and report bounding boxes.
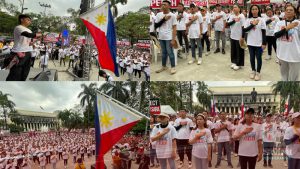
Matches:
[263,142,274,163]
[288,157,300,169]
[190,38,202,59]
[159,40,175,67]
[217,141,231,164]
[248,46,263,73]
[159,158,176,169]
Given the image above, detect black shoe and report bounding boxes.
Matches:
[228,163,233,168]
[208,161,212,168]
[214,48,220,53]
[263,162,267,167]
[215,163,220,168]
[268,162,273,168]
[222,49,225,54]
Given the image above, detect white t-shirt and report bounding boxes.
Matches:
[150,123,177,159]
[12,25,34,52]
[215,120,232,142]
[228,14,246,40]
[284,126,300,159]
[274,20,300,62]
[244,17,267,47]
[234,123,262,157]
[186,13,203,39]
[212,11,226,31]
[265,15,280,36]
[189,128,213,159]
[262,122,277,142]
[207,120,215,130]
[202,15,211,34]
[176,11,188,31]
[59,49,65,59]
[155,12,177,40]
[279,12,285,19]
[40,54,49,66]
[174,117,194,140]
[150,12,156,33]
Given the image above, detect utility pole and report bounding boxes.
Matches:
[20,0,28,14]
[39,2,51,16]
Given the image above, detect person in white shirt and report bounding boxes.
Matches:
[262,113,276,167]
[39,52,49,69]
[154,0,177,75]
[227,5,246,71]
[212,4,226,54]
[214,112,233,168]
[200,7,212,56]
[58,47,66,66]
[176,3,189,55]
[68,49,75,68]
[265,8,279,60]
[62,150,69,169]
[242,5,267,81]
[186,4,203,65]
[6,14,42,81]
[274,5,300,81]
[202,111,215,167]
[150,10,157,38]
[30,45,38,68]
[50,152,58,169]
[189,114,213,169]
[233,108,263,169]
[151,113,177,169]
[174,109,194,168]
[283,112,300,169]
[39,154,46,169]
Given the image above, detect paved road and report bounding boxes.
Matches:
[151,41,281,81]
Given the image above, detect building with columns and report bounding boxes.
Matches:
[208,82,281,116]
[8,110,60,131]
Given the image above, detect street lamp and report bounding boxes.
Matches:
[39,2,51,16]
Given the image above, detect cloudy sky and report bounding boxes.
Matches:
[8,0,148,16]
[0,82,104,113]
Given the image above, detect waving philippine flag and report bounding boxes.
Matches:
[95,93,142,169]
[80,2,119,76]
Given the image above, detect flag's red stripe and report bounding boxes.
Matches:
[81,19,115,73]
[96,120,139,169]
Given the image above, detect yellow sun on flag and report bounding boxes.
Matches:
[121,117,127,123]
[100,111,114,128]
[95,13,106,26]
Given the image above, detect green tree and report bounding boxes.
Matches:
[57,109,83,131]
[78,83,98,128]
[272,82,300,112]
[115,12,149,45]
[0,91,15,129]
[99,82,129,103]
[8,109,23,126]
[0,11,18,35]
[131,117,148,134]
[196,82,212,111]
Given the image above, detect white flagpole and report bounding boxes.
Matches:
[97,91,150,120]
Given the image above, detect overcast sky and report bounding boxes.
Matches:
[0,82,104,113]
[8,0,148,16]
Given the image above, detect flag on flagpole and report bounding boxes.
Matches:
[240,93,244,118]
[284,95,290,117]
[95,93,142,169]
[211,99,215,117]
[80,2,119,76]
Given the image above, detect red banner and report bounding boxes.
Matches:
[182,0,244,6]
[150,0,181,9]
[117,41,131,47]
[136,40,150,49]
[251,0,270,5]
[150,98,161,115]
[228,0,244,5]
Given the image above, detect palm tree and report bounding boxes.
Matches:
[99,82,129,103]
[196,82,212,110]
[110,0,128,17]
[8,109,23,126]
[78,83,98,129]
[0,91,15,129]
[272,82,300,112]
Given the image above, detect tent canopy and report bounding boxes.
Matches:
[161,105,177,115]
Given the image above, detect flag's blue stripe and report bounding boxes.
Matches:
[106,4,119,77]
[94,97,101,161]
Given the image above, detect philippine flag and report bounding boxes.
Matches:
[95,93,141,169]
[80,2,119,77]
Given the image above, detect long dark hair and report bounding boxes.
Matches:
[248,5,261,18]
[194,114,208,129]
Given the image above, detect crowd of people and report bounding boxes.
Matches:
[0,131,95,169]
[116,47,151,81]
[150,108,300,169]
[150,1,300,81]
[110,134,150,169]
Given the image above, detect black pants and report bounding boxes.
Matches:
[263,142,274,164]
[46,155,50,164]
[288,157,300,169]
[248,46,263,73]
[134,69,141,78]
[59,152,62,160]
[64,159,68,166]
[201,32,211,52]
[30,57,35,67]
[60,58,65,66]
[177,30,189,53]
[6,52,31,81]
[239,155,257,169]
[231,39,245,66]
[266,36,276,56]
[235,140,239,154]
[176,139,192,162]
[69,59,74,68]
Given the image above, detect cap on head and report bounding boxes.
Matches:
[157,113,170,119]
